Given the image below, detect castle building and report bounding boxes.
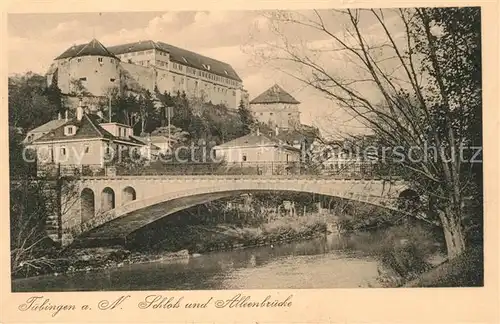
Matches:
[46,38,246,110]
[249,84,301,130]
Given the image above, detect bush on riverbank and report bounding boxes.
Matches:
[144,215,327,254]
[403,246,483,287]
[342,223,445,284]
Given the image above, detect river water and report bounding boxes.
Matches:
[12,233,391,292]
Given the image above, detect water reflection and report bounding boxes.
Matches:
[12,234,384,292]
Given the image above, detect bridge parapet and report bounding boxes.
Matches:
[63,176,409,245]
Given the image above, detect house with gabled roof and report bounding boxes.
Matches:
[27,102,150,174]
[249,84,301,130]
[213,129,301,164]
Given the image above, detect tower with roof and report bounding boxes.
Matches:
[47,38,120,98]
[249,84,301,130]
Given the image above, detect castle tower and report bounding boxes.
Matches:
[50,38,121,98]
[249,84,301,130]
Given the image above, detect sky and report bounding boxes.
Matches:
[8,10,405,138]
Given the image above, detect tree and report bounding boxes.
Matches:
[8,72,58,131]
[151,125,190,145]
[253,8,482,258]
[45,74,65,115]
[237,99,255,135]
[136,90,156,135]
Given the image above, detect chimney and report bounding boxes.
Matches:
[76,101,83,121]
[256,128,260,136]
[65,110,68,122]
[57,112,62,120]
[275,125,279,136]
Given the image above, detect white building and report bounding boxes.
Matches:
[46,38,247,110]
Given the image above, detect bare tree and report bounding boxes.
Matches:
[247,8,482,258]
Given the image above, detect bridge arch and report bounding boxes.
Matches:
[73,179,410,246]
[101,187,115,212]
[398,188,420,211]
[122,186,137,205]
[80,188,95,223]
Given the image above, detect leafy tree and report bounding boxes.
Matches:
[8,72,58,130]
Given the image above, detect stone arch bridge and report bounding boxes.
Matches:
[59,175,415,247]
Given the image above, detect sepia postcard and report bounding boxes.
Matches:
[1,0,499,323]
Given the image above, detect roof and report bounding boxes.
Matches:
[156,41,241,82]
[33,113,141,146]
[55,44,87,59]
[250,84,300,105]
[214,133,300,152]
[27,119,67,134]
[55,39,241,82]
[131,135,170,145]
[108,40,242,82]
[56,39,118,60]
[75,38,118,59]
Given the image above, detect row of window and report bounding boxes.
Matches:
[60,145,90,156]
[78,77,115,82]
[171,75,237,96]
[254,112,294,116]
[75,57,116,64]
[118,50,154,59]
[170,61,238,87]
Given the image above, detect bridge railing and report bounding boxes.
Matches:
[33,161,405,180]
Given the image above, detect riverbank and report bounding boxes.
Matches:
[403,246,483,287]
[12,215,328,279]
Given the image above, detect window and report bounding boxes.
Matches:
[270,113,274,116]
[110,78,115,82]
[181,78,184,84]
[84,145,90,154]
[288,113,292,116]
[98,57,103,63]
[79,77,87,81]
[242,153,247,162]
[64,125,76,136]
[172,76,176,82]
[110,58,114,63]
[60,147,66,155]
[77,58,82,62]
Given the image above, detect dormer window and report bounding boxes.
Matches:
[64,125,77,136]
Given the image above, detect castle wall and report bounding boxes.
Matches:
[120,62,156,93]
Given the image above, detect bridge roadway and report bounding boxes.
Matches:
[61,175,410,247]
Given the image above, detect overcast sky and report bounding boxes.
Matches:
[8,10,398,138]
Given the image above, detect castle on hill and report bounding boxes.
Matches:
[46,38,248,110]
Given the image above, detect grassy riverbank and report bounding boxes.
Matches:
[403,246,483,287]
[12,214,328,279]
[139,214,328,253]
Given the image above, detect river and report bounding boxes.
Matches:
[12,233,393,292]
